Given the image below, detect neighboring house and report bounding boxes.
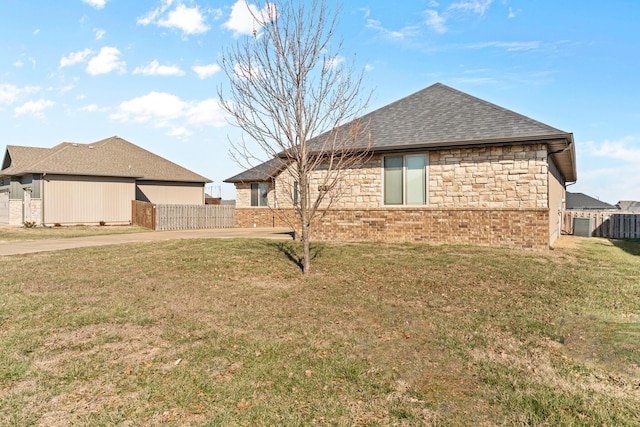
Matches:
[616,200,640,212]
[0,136,211,226]
[225,83,578,250]
[566,192,617,210]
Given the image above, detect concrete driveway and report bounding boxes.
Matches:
[0,227,294,256]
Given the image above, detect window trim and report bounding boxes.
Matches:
[382,153,429,206]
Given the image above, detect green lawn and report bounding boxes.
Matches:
[1,237,638,425]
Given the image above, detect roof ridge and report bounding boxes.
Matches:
[108,136,210,181]
[26,142,75,172]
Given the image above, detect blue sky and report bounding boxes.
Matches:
[1,0,638,203]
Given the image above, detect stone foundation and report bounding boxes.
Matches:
[235,207,550,250]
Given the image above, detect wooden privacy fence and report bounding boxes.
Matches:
[563,210,640,239]
[132,201,234,230]
[132,200,155,230]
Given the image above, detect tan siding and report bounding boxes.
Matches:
[548,158,565,245]
[136,181,204,204]
[43,175,135,225]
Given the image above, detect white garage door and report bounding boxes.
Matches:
[0,192,8,224]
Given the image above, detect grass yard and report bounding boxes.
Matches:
[1,237,639,426]
[0,225,148,242]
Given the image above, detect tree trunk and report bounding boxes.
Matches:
[302,220,311,274]
[300,175,311,275]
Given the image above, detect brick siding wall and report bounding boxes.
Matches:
[235,207,550,250]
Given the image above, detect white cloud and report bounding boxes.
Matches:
[138,1,216,36]
[223,0,275,37]
[449,0,494,15]
[94,28,106,40]
[111,92,185,124]
[14,99,56,118]
[13,60,24,68]
[58,85,75,95]
[576,137,640,203]
[326,55,345,69]
[133,60,185,76]
[33,29,40,35]
[0,84,21,105]
[169,127,193,138]
[111,91,228,138]
[465,41,540,51]
[588,137,640,162]
[424,10,447,33]
[60,48,93,69]
[79,104,108,112]
[158,4,209,34]
[86,47,125,75]
[508,7,521,18]
[365,19,420,40]
[82,0,108,9]
[185,99,227,127]
[0,84,40,105]
[192,63,221,79]
[428,0,440,6]
[364,64,374,72]
[137,0,174,26]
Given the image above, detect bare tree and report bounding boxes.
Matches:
[219,0,371,274]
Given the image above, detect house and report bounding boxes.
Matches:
[566,192,617,210]
[224,83,577,250]
[616,200,640,212]
[0,136,211,226]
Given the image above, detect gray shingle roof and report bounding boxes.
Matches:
[344,82,570,150]
[224,156,289,183]
[225,83,577,183]
[1,136,211,183]
[566,192,617,210]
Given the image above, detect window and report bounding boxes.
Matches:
[250,183,269,206]
[384,154,427,205]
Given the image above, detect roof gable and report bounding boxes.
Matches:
[1,136,210,183]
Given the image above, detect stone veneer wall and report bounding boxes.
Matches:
[234,207,550,250]
[236,144,549,210]
[429,144,548,209]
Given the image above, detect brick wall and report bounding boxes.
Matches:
[235,207,550,250]
[235,207,293,228]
